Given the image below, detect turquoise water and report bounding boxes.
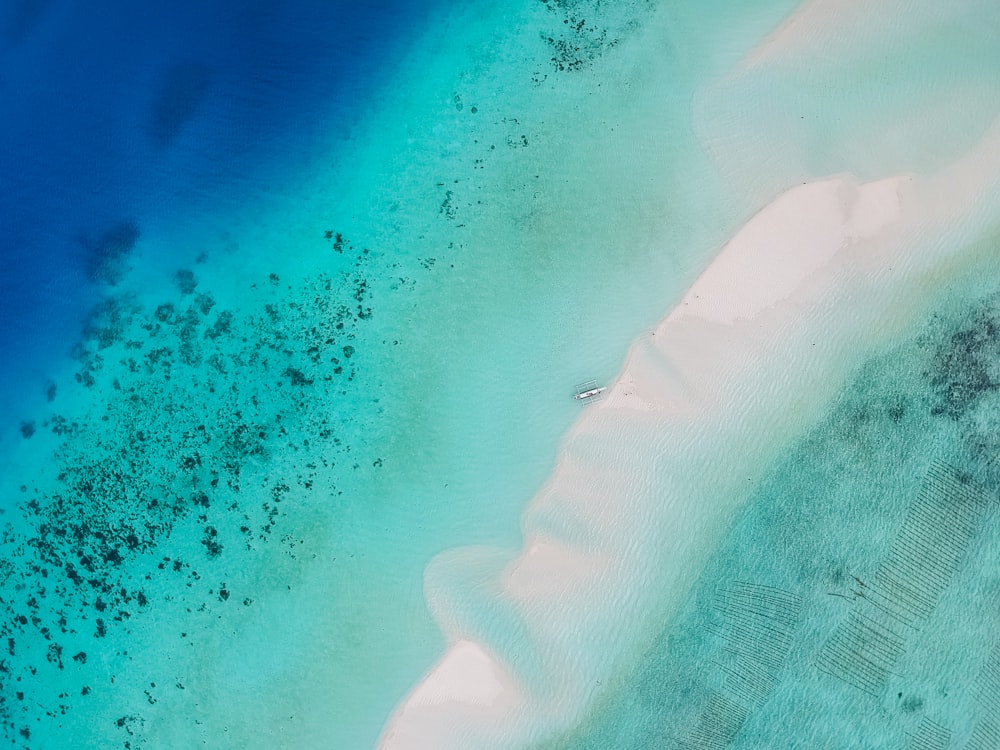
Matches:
[533,258,1000,748]
[2,0,1000,748]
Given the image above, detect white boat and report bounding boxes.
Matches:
[573,380,606,402]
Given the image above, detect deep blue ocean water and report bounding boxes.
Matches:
[0,0,434,441]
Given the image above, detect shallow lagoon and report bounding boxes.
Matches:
[2,0,1000,748]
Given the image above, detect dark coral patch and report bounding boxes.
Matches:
[148,61,211,148]
[80,221,140,286]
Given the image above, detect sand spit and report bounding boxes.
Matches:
[379,129,1000,748]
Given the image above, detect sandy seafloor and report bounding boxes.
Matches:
[3,0,1000,748]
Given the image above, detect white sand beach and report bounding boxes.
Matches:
[379,116,1000,748]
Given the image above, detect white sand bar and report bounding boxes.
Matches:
[379,120,1000,749]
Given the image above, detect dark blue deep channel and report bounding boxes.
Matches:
[0,0,433,459]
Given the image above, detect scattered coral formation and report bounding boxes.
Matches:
[0,231,419,747]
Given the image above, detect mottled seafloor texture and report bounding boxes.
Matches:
[536,284,1000,749]
[2,0,1000,748]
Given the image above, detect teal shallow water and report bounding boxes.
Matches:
[3,0,1000,748]
[533,252,1000,747]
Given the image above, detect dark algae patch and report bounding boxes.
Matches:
[915,293,1000,491]
[926,305,1000,419]
[538,0,655,73]
[0,231,407,747]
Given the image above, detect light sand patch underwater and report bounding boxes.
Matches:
[695,0,1000,196]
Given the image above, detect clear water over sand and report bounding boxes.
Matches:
[2,0,1000,748]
